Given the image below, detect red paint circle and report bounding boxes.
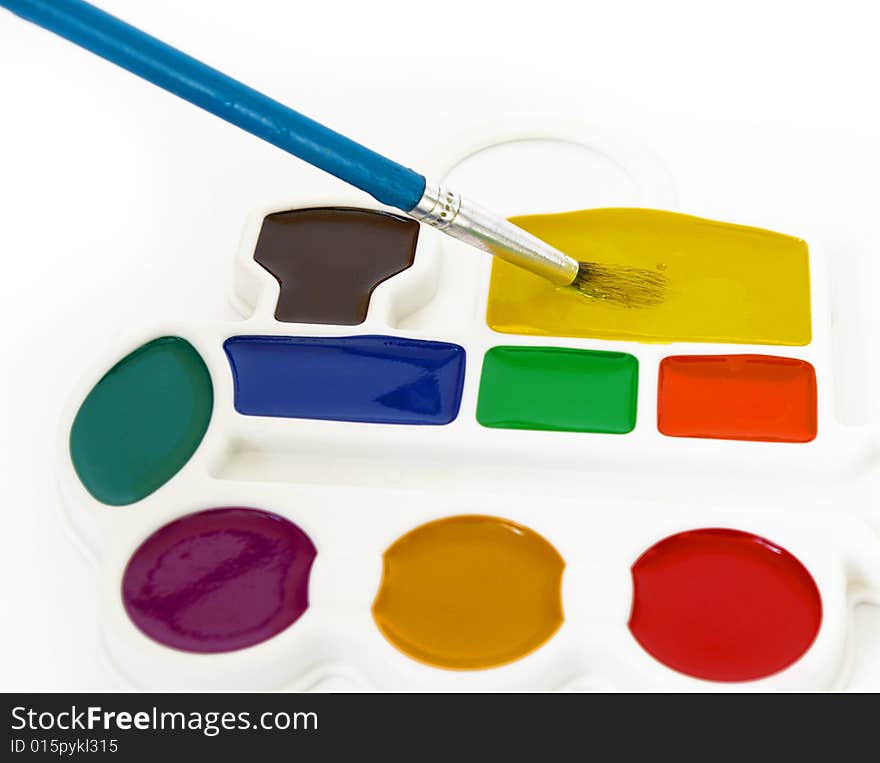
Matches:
[628,528,822,682]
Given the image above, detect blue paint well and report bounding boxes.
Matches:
[224,335,466,425]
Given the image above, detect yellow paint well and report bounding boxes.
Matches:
[486,208,811,345]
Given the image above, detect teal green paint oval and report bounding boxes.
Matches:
[70,337,213,505]
[476,346,638,434]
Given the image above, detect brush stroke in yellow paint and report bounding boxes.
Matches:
[486,208,811,345]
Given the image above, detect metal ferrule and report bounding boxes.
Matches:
[407,180,579,286]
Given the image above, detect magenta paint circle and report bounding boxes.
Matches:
[122,507,316,653]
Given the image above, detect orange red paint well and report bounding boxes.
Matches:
[657,354,817,443]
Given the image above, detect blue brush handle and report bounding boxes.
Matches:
[0,0,427,211]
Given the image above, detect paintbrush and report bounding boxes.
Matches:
[1,0,667,307]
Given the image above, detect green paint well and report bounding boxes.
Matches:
[70,337,213,506]
[476,346,638,434]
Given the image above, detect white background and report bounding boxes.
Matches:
[1,0,879,690]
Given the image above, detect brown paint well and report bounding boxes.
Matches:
[254,207,419,324]
[372,515,565,670]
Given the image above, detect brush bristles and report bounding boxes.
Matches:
[568,261,668,307]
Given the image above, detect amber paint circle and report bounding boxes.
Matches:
[372,515,565,670]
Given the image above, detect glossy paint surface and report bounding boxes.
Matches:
[629,528,822,682]
[476,346,638,433]
[224,335,466,424]
[372,515,565,670]
[254,207,418,325]
[658,354,817,442]
[486,208,811,345]
[122,508,316,653]
[69,337,213,505]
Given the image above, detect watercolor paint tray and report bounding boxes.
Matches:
[56,133,880,690]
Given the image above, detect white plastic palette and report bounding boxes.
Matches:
[56,128,880,690]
